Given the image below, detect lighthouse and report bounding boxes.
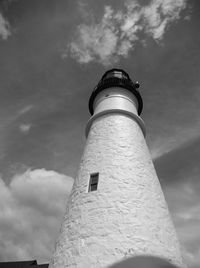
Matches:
[50,69,186,268]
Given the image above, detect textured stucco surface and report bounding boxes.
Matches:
[50,113,185,268]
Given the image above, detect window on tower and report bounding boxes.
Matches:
[88,173,99,192]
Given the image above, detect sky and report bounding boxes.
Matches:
[0,0,199,267]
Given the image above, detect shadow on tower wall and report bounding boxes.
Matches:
[108,255,179,268]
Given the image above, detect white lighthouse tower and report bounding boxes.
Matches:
[50,69,186,268]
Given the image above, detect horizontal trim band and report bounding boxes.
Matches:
[85,109,146,138]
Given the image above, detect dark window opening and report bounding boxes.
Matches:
[88,173,99,192]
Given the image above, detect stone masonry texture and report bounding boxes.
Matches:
[49,114,185,268]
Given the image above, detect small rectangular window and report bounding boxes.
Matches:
[88,173,99,192]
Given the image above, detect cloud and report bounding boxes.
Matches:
[18,105,34,116]
[66,0,188,66]
[150,126,200,159]
[0,169,74,263]
[64,5,119,65]
[142,0,187,40]
[0,0,20,40]
[0,12,11,40]
[19,124,32,134]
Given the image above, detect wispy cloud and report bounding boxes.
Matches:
[19,124,32,134]
[0,169,73,262]
[64,6,119,66]
[154,135,200,267]
[0,12,11,40]
[65,0,188,66]
[142,0,187,40]
[18,105,34,116]
[0,0,19,40]
[150,127,200,159]
[165,183,200,268]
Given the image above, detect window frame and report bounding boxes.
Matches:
[88,172,99,192]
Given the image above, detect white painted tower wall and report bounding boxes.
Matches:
[50,86,186,268]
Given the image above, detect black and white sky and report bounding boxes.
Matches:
[0,0,199,267]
